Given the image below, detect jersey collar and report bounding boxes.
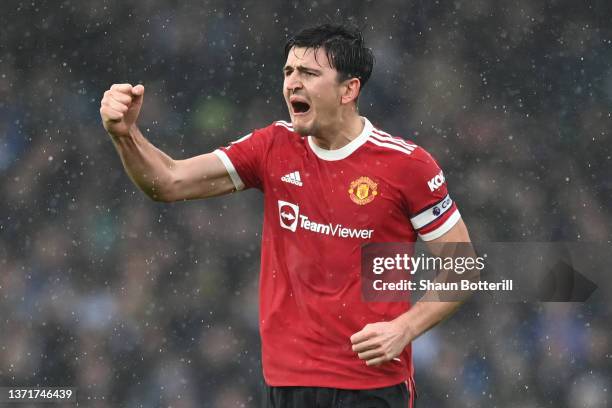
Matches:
[307,117,373,161]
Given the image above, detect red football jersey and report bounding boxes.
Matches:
[214,117,460,389]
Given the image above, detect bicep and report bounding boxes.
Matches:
[424,218,471,256]
[166,152,237,201]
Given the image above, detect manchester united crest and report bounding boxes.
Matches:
[348,176,378,205]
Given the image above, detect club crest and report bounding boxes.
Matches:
[348,176,378,205]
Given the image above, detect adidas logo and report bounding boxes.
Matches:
[281,171,303,186]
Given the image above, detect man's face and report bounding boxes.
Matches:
[283,46,344,136]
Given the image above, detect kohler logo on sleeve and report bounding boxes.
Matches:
[427,170,445,192]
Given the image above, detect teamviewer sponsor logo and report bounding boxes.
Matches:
[278,200,299,232]
[427,170,445,192]
[281,171,303,186]
[277,200,374,239]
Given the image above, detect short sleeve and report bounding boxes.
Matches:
[402,147,461,241]
[213,126,274,191]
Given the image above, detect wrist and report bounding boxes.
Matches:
[393,313,418,343]
[109,124,137,142]
[127,124,139,137]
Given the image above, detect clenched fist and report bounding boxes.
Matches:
[100,83,145,138]
[350,321,411,367]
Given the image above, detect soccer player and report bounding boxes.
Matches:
[100,23,471,407]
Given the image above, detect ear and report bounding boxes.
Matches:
[340,78,361,105]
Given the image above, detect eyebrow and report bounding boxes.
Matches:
[283,65,322,74]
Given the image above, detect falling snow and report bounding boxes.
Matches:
[0,1,611,407]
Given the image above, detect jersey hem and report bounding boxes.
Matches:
[264,375,408,390]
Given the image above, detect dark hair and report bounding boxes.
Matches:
[284,23,375,91]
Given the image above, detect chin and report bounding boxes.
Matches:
[290,119,312,136]
[292,124,310,136]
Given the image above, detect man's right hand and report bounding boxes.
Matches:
[100,83,145,138]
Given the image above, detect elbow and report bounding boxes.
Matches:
[146,183,176,203]
[149,192,173,203]
[142,168,190,202]
[148,175,184,203]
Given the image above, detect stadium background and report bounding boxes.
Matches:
[1,1,611,406]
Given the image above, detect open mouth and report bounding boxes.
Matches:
[291,101,311,114]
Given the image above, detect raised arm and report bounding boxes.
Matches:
[100,83,236,202]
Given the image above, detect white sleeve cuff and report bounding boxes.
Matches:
[418,210,461,241]
[213,149,245,191]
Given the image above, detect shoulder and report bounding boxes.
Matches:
[365,124,439,168]
[230,120,298,147]
[271,120,295,133]
[247,120,300,142]
[256,120,298,135]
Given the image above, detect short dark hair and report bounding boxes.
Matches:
[284,23,374,90]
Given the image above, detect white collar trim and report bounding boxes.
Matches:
[307,117,373,161]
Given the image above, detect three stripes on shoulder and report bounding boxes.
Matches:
[274,121,417,156]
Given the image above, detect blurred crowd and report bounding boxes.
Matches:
[1,0,611,406]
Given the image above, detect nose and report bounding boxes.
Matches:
[285,71,303,93]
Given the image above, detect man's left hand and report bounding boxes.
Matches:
[350,320,412,366]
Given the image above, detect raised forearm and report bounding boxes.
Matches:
[101,83,238,202]
[110,125,176,201]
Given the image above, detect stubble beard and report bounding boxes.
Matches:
[292,123,309,136]
[291,117,314,136]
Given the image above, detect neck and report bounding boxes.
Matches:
[311,111,364,150]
